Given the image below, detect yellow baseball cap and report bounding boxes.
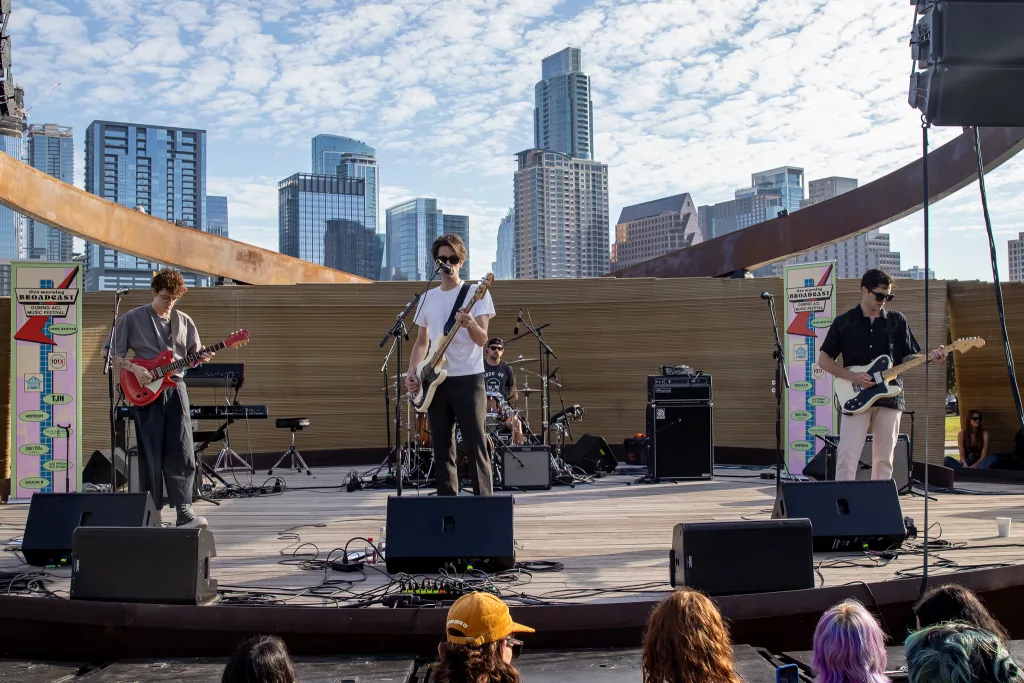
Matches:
[445,592,535,646]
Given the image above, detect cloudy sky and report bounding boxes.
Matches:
[10,0,1023,281]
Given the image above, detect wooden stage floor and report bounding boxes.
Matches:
[3,466,1024,606]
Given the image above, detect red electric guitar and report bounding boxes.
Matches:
[120,329,250,407]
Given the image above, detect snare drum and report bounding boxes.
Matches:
[485,393,511,430]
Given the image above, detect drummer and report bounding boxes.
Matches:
[483,337,524,445]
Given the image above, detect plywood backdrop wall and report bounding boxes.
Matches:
[1,277,951,472]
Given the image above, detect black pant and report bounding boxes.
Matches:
[131,382,195,509]
[428,373,492,496]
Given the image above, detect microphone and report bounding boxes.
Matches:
[436,259,452,275]
[513,308,522,335]
[760,292,772,300]
[116,288,132,295]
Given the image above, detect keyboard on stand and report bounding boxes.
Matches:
[115,404,269,421]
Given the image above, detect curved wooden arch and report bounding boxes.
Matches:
[610,127,1024,279]
[0,153,371,285]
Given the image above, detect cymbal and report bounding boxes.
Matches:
[510,357,539,364]
[519,388,542,394]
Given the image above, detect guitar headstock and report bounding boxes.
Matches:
[472,273,495,300]
[947,336,985,353]
[224,329,250,348]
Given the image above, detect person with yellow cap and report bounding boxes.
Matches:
[434,592,534,683]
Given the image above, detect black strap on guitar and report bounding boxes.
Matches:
[443,283,472,336]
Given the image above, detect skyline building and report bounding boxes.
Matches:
[0,132,22,295]
[324,218,383,280]
[902,265,935,280]
[513,149,609,279]
[278,173,366,269]
[1010,233,1024,282]
[311,134,375,174]
[493,208,515,279]
[442,214,470,278]
[611,193,702,272]
[207,195,229,239]
[697,191,784,241]
[383,198,444,281]
[24,124,74,262]
[534,47,594,160]
[736,166,805,214]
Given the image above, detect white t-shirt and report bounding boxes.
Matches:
[413,282,495,377]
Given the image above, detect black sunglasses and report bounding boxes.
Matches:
[971,415,982,421]
[437,255,461,265]
[489,346,503,351]
[505,637,523,659]
[870,290,895,303]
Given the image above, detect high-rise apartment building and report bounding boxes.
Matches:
[513,149,609,279]
[442,214,470,278]
[324,218,383,280]
[1010,233,1024,282]
[698,191,785,241]
[206,195,228,239]
[278,173,366,268]
[800,176,857,209]
[311,135,379,257]
[384,198,444,281]
[493,208,515,279]
[311,134,375,174]
[611,193,701,271]
[0,131,22,295]
[534,48,594,160]
[84,121,208,291]
[24,124,74,261]
[737,166,805,213]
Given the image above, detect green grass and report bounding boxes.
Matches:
[945,415,960,442]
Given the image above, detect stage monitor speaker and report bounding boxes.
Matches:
[71,527,217,605]
[501,445,551,490]
[670,519,814,596]
[647,403,713,480]
[82,448,128,489]
[563,434,617,475]
[385,496,515,573]
[772,480,906,552]
[803,434,911,490]
[21,492,160,567]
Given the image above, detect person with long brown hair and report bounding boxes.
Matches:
[434,592,533,683]
[945,410,998,469]
[641,589,741,683]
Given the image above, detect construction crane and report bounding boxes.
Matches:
[22,82,60,119]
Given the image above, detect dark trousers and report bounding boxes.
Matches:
[428,373,492,496]
[131,382,195,509]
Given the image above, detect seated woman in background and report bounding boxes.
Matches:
[641,588,741,683]
[222,635,298,683]
[811,600,889,683]
[434,592,533,683]
[945,411,999,469]
[913,583,1009,641]
[906,623,1023,683]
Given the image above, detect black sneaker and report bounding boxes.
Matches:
[176,504,209,528]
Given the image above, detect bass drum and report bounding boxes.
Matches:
[454,427,496,479]
[415,413,431,448]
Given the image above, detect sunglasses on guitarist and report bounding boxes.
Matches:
[870,290,895,303]
[437,255,461,265]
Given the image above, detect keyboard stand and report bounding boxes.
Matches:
[211,422,254,473]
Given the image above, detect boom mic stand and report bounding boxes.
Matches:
[102,289,127,493]
[379,266,443,496]
[508,313,557,444]
[763,293,791,492]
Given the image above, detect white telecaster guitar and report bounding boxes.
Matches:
[833,336,985,415]
[410,274,494,413]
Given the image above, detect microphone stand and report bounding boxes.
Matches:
[764,294,791,492]
[102,289,126,493]
[379,265,443,496]
[508,316,556,444]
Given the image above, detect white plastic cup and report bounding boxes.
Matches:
[997,517,1012,538]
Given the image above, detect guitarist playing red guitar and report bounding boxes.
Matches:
[112,268,217,529]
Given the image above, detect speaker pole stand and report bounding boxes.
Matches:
[764,293,791,492]
[102,288,127,493]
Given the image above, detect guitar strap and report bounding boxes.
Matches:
[443,283,472,336]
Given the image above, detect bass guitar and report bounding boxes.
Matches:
[410,274,494,412]
[833,336,984,415]
[120,329,250,407]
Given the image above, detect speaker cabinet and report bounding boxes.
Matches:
[385,496,515,573]
[71,527,217,605]
[647,403,713,480]
[22,492,160,567]
[670,519,814,595]
[501,445,551,490]
[804,434,911,490]
[772,480,906,551]
[82,448,128,489]
[563,434,617,475]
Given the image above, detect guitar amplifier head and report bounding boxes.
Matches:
[648,374,712,402]
[501,445,551,490]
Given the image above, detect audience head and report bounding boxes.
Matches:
[641,588,741,683]
[222,635,297,683]
[811,600,888,683]
[435,592,533,683]
[914,584,1009,641]
[906,623,1024,683]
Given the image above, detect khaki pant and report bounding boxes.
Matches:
[836,407,902,481]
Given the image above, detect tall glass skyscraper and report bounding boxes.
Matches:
[278,173,366,267]
[311,134,375,174]
[744,166,805,213]
[442,214,470,278]
[84,121,208,291]
[383,198,443,281]
[311,135,379,268]
[25,124,74,262]
[324,218,383,280]
[493,208,515,279]
[0,131,22,295]
[534,47,594,160]
[206,195,228,239]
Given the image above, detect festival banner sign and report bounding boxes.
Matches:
[783,262,838,474]
[10,262,83,500]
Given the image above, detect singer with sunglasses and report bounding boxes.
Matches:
[406,234,496,496]
[818,269,947,481]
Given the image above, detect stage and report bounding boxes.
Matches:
[2,466,1024,659]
